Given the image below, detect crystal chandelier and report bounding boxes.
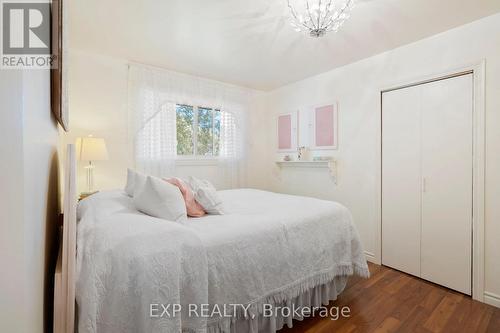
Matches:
[286,0,355,37]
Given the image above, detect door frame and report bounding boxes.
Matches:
[375,60,486,301]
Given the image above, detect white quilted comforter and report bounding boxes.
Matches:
[76,189,369,333]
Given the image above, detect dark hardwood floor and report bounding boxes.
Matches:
[279,263,500,333]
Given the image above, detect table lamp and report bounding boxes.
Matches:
[76,136,108,194]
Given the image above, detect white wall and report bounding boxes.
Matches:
[0,70,26,333]
[64,50,263,192]
[22,70,60,332]
[0,69,60,333]
[257,13,500,305]
[63,51,131,192]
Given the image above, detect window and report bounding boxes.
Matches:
[176,104,221,157]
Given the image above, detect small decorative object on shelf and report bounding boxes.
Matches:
[298,146,311,161]
[79,191,98,202]
[297,146,305,160]
[283,155,292,161]
[313,156,333,161]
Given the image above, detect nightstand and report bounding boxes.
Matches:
[78,191,98,202]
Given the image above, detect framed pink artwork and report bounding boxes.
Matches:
[310,103,338,150]
[277,111,298,152]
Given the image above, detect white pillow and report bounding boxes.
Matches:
[134,176,187,222]
[133,171,148,197]
[124,168,136,197]
[124,169,148,197]
[184,176,223,215]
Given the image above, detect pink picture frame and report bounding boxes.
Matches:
[277,111,298,152]
[310,103,338,150]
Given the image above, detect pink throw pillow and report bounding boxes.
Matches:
[164,178,206,217]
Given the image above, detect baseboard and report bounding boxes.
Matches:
[364,251,378,264]
[484,292,500,309]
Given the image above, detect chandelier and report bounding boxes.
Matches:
[286,0,355,37]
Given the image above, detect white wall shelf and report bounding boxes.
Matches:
[275,160,337,184]
[275,160,327,167]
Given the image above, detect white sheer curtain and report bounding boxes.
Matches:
[128,64,250,187]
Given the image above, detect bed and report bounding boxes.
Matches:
[56,144,369,333]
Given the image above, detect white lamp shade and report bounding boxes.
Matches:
[76,137,109,161]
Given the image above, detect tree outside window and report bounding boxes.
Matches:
[176,104,221,157]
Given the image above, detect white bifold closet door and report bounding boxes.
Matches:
[382,74,473,295]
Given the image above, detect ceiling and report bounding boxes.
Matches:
[69,0,500,91]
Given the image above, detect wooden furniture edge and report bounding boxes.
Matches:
[54,144,77,333]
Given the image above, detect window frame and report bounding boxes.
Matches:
[175,104,221,160]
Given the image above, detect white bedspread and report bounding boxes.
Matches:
[76,189,369,333]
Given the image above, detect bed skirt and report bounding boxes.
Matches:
[205,275,349,333]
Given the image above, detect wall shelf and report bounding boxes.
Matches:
[275,160,328,167]
[275,160,338,184]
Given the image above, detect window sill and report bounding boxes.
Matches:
[175,158,219,166]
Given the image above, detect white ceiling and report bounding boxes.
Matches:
[69,0,500,91]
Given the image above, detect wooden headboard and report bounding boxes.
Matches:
[54,144,77,333]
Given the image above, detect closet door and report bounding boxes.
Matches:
[381,85,422,276]
[420,74,473,295]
